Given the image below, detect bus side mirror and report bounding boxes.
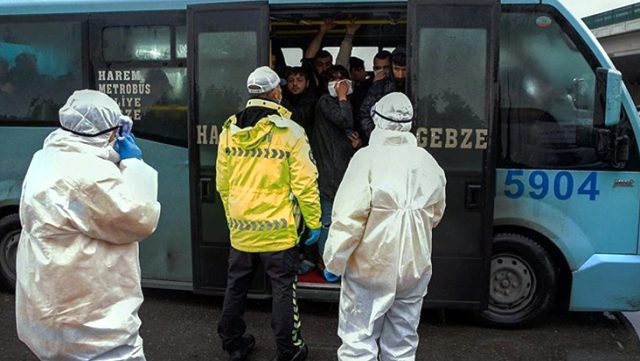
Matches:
[594,68,622,128]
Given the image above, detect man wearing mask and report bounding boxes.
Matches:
[16,89,161,361]
[310,65,361,275]
[359,47,407,140]
[282,67,317,138]
[216,66,321,361]
[324,92,446,361]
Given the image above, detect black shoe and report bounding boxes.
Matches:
[229,334,255,361]
[273,344,308,361]
[290,344,308,361]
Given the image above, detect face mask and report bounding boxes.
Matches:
[327,79,353,98]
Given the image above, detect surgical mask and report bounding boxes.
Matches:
[328,79,353,98]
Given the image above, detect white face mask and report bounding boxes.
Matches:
[327,79,353,98]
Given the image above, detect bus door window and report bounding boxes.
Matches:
[0,21,82,122]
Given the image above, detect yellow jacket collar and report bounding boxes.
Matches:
[246,98,292,120]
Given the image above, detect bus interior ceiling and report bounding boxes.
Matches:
[270,6,406,69]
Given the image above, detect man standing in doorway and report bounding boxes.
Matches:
[216,66,322,361]
[358,47,407,140]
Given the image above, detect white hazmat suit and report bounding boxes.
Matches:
[323,92,446,361]
[16,90,161,361]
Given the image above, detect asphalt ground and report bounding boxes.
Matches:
[2,288,640,361]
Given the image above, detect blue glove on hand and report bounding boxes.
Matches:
[304,228,321,246]
[115,134,142,160]
[323,269,340,283]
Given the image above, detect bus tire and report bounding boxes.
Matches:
[478,233,556,328]
[0,214,21,291]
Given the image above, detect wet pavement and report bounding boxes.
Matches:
[2,288,640,361]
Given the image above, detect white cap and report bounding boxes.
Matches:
[247,66,283,94]
[372,92,414,132]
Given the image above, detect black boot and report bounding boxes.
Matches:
[273,344,308,361]
[229,334,255,361]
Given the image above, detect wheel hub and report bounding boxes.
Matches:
[1,230,19,276]
[489,254,536,314]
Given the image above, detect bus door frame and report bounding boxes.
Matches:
[407,0,499,309]
[187,2,271,295]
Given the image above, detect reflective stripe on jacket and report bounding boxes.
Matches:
[216,99,321,252]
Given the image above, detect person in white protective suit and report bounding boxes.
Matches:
[15,89,161,361]
[323,92,446,361]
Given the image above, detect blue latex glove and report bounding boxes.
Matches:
[304,228,321,246]
[115,134,142,160]
[323,269,340,283]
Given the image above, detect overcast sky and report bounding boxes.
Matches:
[563,0,638,18]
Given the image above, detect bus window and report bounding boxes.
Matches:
[176,26,187,59]
[139,67,187,143]
[0,21,82,122]
[281,47,302,67]
[95,66,187,144]
[499,11,603,169]
[103,26,171,61]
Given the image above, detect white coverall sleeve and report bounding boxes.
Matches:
[69,159,161,245]
[323,151,371,276]
[432,168,447,228]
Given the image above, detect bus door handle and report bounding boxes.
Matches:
[200,177,215,203]
[465,184,482,210]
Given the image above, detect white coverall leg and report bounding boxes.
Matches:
[379,275,431,361]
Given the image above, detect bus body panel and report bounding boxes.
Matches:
[0,128,53,210]
[137,140,193,286]
[570,254,640,311]
[495,169,640,260]
[0,129,193,286]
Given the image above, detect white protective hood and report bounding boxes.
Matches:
[15,90,161,361]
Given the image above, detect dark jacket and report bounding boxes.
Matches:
[358,78,402,139]
[311,94,355,200]
[349,77,373,137]
[282,89,318,138]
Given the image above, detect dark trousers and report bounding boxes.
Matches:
[218,247,303,355]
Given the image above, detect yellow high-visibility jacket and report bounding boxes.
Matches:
[216,99,322,252]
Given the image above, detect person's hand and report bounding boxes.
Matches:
[347,131,362,149]
[335,80,349,100]
[320,19,336,33]
[373,68,388,82]
[115,134,142,160]
[345,22,361,35]
[323,269,340,283]
[304,228,321,246]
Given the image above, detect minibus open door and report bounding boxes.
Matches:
[408,0,499,309]
[187,2,270,295]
